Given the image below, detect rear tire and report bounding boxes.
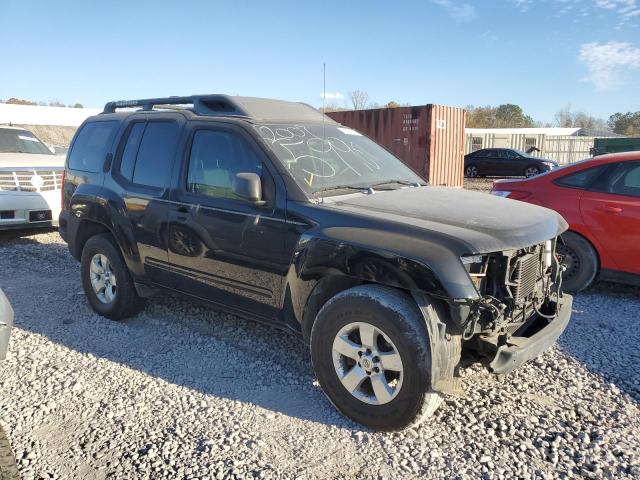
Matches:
[310,285,449,431]
[80,233,144,320]
[465,164,479,178]
[557,231,599,293]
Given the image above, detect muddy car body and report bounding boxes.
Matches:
[59,95,572,430]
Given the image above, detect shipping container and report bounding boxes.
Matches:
[593,137,640,156]
[327,105,466,187]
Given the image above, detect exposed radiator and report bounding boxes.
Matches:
[511,251,542,303]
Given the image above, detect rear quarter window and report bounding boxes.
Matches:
[68,121,118,172]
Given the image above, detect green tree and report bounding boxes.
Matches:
[494,104,534,128]
[466,104,534,128]
[5,97,37,105]
[607,112,640,136]
[386,101,401,108]
[73,103,84,108]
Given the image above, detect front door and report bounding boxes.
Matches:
[580,161,640,273]
[164,123,292,320]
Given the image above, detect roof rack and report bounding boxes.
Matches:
[102,95,250,117]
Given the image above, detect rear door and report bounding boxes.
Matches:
[105,114,184,283]
[471,149,492,175]
[164,121,292,321]
[580,161,640,273]
[503,150,525,176]
[483,149,505,175]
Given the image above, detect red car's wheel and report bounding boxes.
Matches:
[557,232,599,293]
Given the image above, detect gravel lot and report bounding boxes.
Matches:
[0,230,638,479]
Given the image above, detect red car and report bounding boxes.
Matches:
[490,152,640,293]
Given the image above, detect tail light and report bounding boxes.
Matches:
[490,189,531,200]
[61,170,66,210]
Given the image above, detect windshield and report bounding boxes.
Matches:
[254,123,424,195]
[0,128,53,155]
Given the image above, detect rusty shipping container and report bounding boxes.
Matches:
[327,105,466,187]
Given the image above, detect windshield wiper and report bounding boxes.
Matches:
[369,179,423,189]
[311,185,369,195]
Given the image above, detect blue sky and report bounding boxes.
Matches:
[1,0,639,123]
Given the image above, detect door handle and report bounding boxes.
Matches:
[597,205,623,214]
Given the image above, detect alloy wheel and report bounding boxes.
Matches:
[331,322,404,405]
[89,253,117,304]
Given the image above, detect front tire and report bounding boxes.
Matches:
[556,231,599,293]
[310,285,444,431]
[80,233,144,320]
[524,165,540,177]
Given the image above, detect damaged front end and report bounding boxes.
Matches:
[456,238,573,374]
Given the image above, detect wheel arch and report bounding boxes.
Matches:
[561,229,602,272]
[286,236,458,343]
[64,185,144,276]
[70,219,113,260]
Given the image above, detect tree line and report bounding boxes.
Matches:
[0,97,84,108]
[324,91,639,137]
[4,93,639,136]
[467,104,639,136]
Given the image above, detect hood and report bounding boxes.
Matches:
[0,152,65,169]
[325,186,568,254]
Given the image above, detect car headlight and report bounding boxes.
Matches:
[490,190,511,197]
[461,255,487,289]
[461,255,486,272]
[541,161,555,168]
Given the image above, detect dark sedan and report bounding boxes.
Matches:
[464,148,558,178]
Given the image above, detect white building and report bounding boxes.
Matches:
[465,127,622,164]
[0,103,100,127]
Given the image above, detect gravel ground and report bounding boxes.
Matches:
[463,177,510,193]
[0,230,638,480]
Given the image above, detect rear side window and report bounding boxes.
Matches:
[119,122,146,181]
[591,162,640,197]
[555,165,606,189]
[116,121,180,189]
[68,121,118,172]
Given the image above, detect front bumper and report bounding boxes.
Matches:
[0,190,61,231]
[489,294,573,374]
[0,289,13,361]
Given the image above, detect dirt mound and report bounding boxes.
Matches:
[15,124,77,147]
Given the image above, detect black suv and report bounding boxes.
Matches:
[465,148,558,178]
[60,95,573,430]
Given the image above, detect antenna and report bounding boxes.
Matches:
[321,62,326,204]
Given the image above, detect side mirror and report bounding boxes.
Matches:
[232,172,266,206]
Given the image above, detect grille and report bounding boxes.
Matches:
[0,169,63,192]
[511,252,541,303]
